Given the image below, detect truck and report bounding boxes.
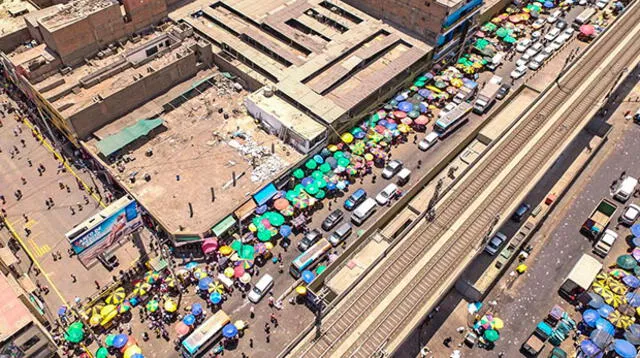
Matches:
[581,198,618,239]
[472,75,503,114]
[521,321,552,356]
[558,254,602,302]
[453,86,474,104]
[434,102,473,135]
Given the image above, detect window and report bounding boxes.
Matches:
[20,335,41,351]
[145,46,158,57]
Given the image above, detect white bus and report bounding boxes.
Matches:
[351,198,377,226]
[573,8,596,28]
[290,238,332,278]
[181,310,230,357]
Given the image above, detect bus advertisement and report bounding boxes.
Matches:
[290,238,331,278]
[181,310,230,357]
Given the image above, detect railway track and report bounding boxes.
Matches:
[293,3,640,357]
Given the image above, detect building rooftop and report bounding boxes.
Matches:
[30,27,198,118]
[0,273,33,342]
[83,70,303,235]
[38,0,116,31]
[0,0,37,36]
[170,0,432,127]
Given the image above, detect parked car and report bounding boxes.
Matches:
[531,30,542,40]
[532,18,546,29]
[516,38,532,52]
[547,10,562,23]
[512,203,532,222]
[376,183,399,206]
[525,42,544,57]
[485,232,508,255]
[496,84,511,100]
[542,45,555,57]
[516,57,529,68]
[511,65,527,79]
[620,204,640,225]
[382,160,403,179]
[248,274,274,303]
[528,59,542,71]
[579,0,587,4]
[549,39,563,51]
[593,229,618,257]
[298,229,322,251]
[321,209,344,231]
[544,27,562,42]
[596,0,608,9]
[344,188,367,211]
[563,28,575,37]
[439,102,457,117]
[555,20,568,30]
[418,132,439,151]
[328,222,352,246]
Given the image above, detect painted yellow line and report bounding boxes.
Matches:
[20,118,106,208]
[24,219,37,229]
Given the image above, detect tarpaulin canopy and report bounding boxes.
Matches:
[614,339,637,358]
[211,215,237,237]
[96,118,164,157]
[253,183,278,206]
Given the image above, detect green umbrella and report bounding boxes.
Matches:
[257,230,272,242]
[617,255,638,270]
[634,266,640,276]
[314,189,326,200]
[484,329,500,342]
[333,151,344,159]
[316,179,327,188]
[230,239,242,252]
[316,265,327,275]
[337,157,350,167]
[285,190,298,201]
[105,334,116,347]
[267,212,285,226]
[69,321,83,330]
[503,35,517,44]
[294,184,304,193]
[65,326,84,343]
[305,185,319,195]
[496,27,509,38]
[96,347,109,358]
[238,244,255,260]
[293,168,304,179]
[312,170,324,180]
[305,159,317,170]
[319,163,331,173]
[146,299,159,312]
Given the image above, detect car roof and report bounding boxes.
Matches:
[383,183,398,192]
[351,188,366,197]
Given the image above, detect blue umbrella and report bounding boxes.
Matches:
[395,93,408,102]
[632,224,640,238]
[418,102,428,113]
[354,131,366,139]
[633,237,640,247]
[614,339,637,358]
[418,89,431,97]
[623,275,640,288]
[222,323,238,338]
[131,354,145,358]
[580,340,601,356]
[191,303,203,316]
[597,304,614,318]
[583,309,599,327]
[183,314,196,326]
[256,204,268,215]
[590,328,613,348]
[185,262,198,270]
[301,177,314,187]
[585,292,604,308]
[624,324,640,345]
[313,154,324,164]
[301,270,315,284]
[198,277,213,291]
[595,318,615,335]
[279,225,292,238]
[326,182,337,191]
[544,1,554,7]
[57,306,67,317]
[397,101,413,112]
[210,292,222,304]
[626,292,640,307]
[112,334,128,349]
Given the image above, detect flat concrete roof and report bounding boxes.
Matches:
[0,0,37,35]
[170,0,432,126]
[83,70,303,235]
[0,274,33,342]
[32,28,197,118]
[39,0,116,31]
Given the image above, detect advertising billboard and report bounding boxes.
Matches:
[66,197,142,265]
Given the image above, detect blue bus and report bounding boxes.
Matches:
[290,238,332,278]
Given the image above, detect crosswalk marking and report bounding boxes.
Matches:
[28,239,50,258]
[24,219,38,229]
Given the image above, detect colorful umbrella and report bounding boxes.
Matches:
[602,289,624,308]
[198,277,213,291]
[89,314,101,327]
[100,304,117,318]
[144,271,160,284]
[610,280,628,295]
[133,282,151,296]
[123,345,142,358]
[593,280,608,294]
[146,300,159,312]
[117,302,132,313]
[106,287,126,305]
[209,281,224,294]
[175,322,190,337]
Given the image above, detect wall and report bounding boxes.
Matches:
[69,50,199,138]
[123,0,167,31]
[0,27,31,53]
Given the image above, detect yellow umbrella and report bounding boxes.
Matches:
[601,289,623,308]
[208,281,224,294]
[592,280,608,294]
[106,287,126,305]
[100,307,118,326]
[265,242,274,250]
[123,345,142,358]
[620,315,635,329]
[133,282,151,296]
[164,276,176,288]
[596,272,609,282]
[100,305,117,318]
[164,299,177,313]
[341,133,354,144]
[193,268,207,279]
[224,267,234,278]
[296,286,307,295]
[234,320,246,330]
[219,246,232,256]
[248,223,257,232]
[609,280,628,295]
[86,303,104,318]
[90,314,102,327]
[492,317,504,330]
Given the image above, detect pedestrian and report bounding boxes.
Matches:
[268,295,274,307]
[278,262,284,273]
[250,306,255,319]
[84,195,89,204]
[24,227,31,236]
[0,194,4,205]
[249,337,253,348]
[38,163,45,172]
[26,159,31,167]
[21,177,26,185]
[620,171,627,180]
[277,252,282,262]
[413,134,418,144]
[443,336,452,347]
[70,207,75,215]
[66,185,71,193]
[77,202,82,211]
[94,280,100,289]
[264,322,269,333]
[70,274,77,283]
[266,333,270,343]
[23,213,28,222]
[20,138,25,148]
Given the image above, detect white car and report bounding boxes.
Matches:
[542,45,555,57]
[525,42,544,57]
[375,183,398,206]
[544,27,562,42]
[485,232,508,255]
[596,0,608,9]
[381,160,403,179]
[511,65,527,79]
[516,38,532,52]
[516,57,529,68]
[528,59,542,70]
[549,39,563,52]
[532,18,546,29]
[439,102,457,117]
[620,204,640,225]
[418,132,439,151]
[563,28,575,37]
[534,52,548,63]
[531,30,543,40]
[579,0,587,5]
[547,10,562,24]
[593,229,618,257]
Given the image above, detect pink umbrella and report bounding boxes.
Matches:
[414,115,429,125]
[201,238,218,255]
[273,198,289,211]
[175,322,190,337]
[234,265,245,278]
[632,248,640,261]
[580,24,595,36]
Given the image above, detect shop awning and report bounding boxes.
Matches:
[253,183,278,206]
[211,215,237,237]
[96,118,164,157]
[234,200,257,220]
[175,235,202,243]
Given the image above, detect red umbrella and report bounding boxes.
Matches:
[273,198,289,211]
[234,265,245,278]
[175,322,190,336]
[580,24,595,36]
